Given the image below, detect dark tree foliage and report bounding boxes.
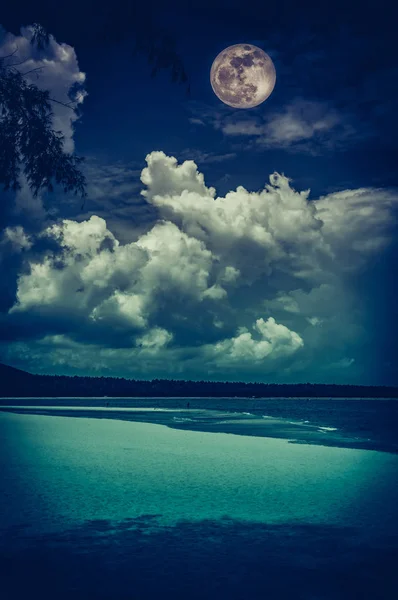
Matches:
[134,32,189,92]
[29,22,50,50]
[1,363,398,399]
[0,46,87,199]
[95,3,191,95]
[0,16,189,202]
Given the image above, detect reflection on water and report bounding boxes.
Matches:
[3,517,397,600]
[1,412,397,599]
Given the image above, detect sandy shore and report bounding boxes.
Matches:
[1,405,396,453]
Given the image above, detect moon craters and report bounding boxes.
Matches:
[210,44,276,109]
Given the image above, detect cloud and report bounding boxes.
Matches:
[1,226,32,252]
[258,101,341,147]
[0,25,86,153]
[83,161,143,202]
[271,26,398,151]
[188,117,205,126]
[315,187,398,269]
[139,153,333,286]
[222,121,267,136]
[307,317,322,326]
[136,327,173,353]
[0,25,87,228]
[177,149,237,165]
[211,317,303,363]
[327,357,355,369]
[187,22,398,158]
[66,158,156,244]
[19,153,172,250]
[187,95,366,155]
[141,152,215,201]
[219,99,352,154]
[1,151,398,381]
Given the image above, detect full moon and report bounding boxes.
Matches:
[210,44,276,109]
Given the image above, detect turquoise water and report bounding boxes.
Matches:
[2,396,397,453]
[1,412,397,599]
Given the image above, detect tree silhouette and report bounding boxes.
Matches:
[0,33,87,199]
[1,361,398,399]
[0,16,190,202]
[29,22,50,50]
[92,2,190,94]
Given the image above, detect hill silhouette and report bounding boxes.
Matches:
[0,363,397,398]
[0,362,35,380]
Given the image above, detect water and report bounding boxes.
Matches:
[2,396,397,453]
[1,410,397,599]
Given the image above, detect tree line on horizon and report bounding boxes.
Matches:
[1,365,397,397]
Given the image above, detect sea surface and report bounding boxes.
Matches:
[1,396,398,453]
[0,399,397,599]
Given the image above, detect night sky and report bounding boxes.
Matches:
[0,0,397,384]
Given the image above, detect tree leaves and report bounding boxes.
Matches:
[0,55,87,199]
[30,23,50,50]
[134,31,190,90]
[0,13,190,204]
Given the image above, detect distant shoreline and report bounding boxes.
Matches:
[2,364,398,399]
[1,403,398,455]
[1,396,398,400]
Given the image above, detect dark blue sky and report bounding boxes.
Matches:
[76,1,398,195]
[0,0,397,384]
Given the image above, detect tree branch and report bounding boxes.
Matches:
[48,97,77,111]
[4,58,31,68]
[21,66,46,77]
[0,48,18,61]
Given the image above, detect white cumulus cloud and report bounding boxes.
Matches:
[0,25,87,153]
[0,25,87,225]
[2,152,398,380]
[212,317,303,363]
